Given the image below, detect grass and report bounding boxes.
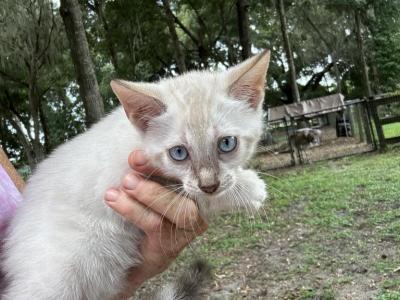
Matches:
[378,291,400,300]
[383,122,400,139]
[136,149,400,299]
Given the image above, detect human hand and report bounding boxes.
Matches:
[104,150,208,298]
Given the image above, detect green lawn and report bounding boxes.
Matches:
[136,149,400,299]
[383,122,400,139]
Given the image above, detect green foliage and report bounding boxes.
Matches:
[2,0,400,166]
[378,291,400,300]
[0,0,78,167]
[383,122,400,139]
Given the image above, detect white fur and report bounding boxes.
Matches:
[2,60,268,299]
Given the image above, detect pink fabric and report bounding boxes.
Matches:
[0,166,22,235]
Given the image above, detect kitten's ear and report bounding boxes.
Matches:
[110,80,166,131]
[226,50,270,109]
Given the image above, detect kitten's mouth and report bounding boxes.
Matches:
[202,179,235,198]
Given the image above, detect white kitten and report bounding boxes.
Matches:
[2,51,270,300]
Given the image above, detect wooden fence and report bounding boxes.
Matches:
[368,94,400,148]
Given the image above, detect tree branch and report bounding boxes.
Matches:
[173,14,199,45]
[38,1,56,64]
[186,0,208,33]
[0,70,29,87]
[4,90,34,140]
[302,9,333,54]
[302,62,335,91]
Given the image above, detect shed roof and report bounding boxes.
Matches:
[268,93,345,122]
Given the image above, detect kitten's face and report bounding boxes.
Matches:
[111,51,270,207]
[144,83,262,199]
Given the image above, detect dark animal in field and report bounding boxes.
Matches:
[289,128,322,164]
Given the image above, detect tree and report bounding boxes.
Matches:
[60,0,104,126]
[365,0,400,93]
[276,0,300,102]
[0,0,66,168]
[354,8,372,97]
[160,0,187,73]
[86,0,121,75]
[3,0,400,167]
[236,0,252,60]
[300,4,344,93]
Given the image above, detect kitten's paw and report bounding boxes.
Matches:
[238,169,267,211]
[249,177,267,211]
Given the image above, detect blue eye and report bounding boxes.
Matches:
[169,146,189,161]
[218,136,237,153]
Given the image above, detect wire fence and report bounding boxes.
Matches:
[255,99,377,170]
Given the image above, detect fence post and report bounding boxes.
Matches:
[365,99,378,150]
[369,99,387,149]
[284,117,296,166]
[362,98,373,144]
[354,103,365,142]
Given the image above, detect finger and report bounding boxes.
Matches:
[128,150,162,177]
[121,174,206,231]
[104,188,164,235]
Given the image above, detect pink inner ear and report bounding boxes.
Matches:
[229,82,263,109]
[125,95,166,131]
[110,80,166,131]
[227,51,270,109]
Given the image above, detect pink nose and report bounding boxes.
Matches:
[199,182,220,194]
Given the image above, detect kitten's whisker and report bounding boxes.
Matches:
[141,187,182,215]
[174,190,196,251]
[234,183,259,231]
[231,184,253,231]
[181,192,196,251]
[171,191,186,248]
[158,192,182,257]
[238,182,265,221]
[267,183,296,199]
[140,167,162,181]
[255,171,281,181]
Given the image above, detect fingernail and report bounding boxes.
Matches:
[123,174,140,190]
[105,189,119,202]
[133,150,148,166]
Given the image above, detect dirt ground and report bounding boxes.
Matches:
[204,204,399,300]
[134,203,399,299]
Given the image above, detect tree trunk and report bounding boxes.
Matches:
[60,0,104,127]
[354,9,373,144]
[39,101,51,154]
[7,115,38,170]
[276,0,300,103]
[236,0,252,60]
[371,62,381,94]
[161,0,187,73]
[354,9,372,98]
[333,61,342,94]
[28,70,46,164]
